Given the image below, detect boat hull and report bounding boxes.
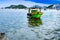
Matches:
[31,14,42,18]
[27,12,42,18]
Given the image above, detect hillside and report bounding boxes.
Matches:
[5,5,27,9]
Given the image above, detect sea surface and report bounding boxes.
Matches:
[0,9,60,40]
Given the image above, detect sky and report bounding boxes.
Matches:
[0,0,60,8]
[25,0,60,4]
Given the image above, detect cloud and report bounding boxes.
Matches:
[19,1,50,7]
[0,0,50,8]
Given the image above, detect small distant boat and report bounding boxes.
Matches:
[27,8,43,19]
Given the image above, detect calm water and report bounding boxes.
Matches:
[0,9,60,40]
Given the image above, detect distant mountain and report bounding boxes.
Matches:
[46,4,60,9]
[30,5,42,9]
[46,5,54,9]
[5,5,27,9]
[2,4,60,9]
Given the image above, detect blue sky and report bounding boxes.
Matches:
[25,0,60,4]
[0,0,60,8]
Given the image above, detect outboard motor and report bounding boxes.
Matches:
[27,13,32,18]
[27,13,32,16]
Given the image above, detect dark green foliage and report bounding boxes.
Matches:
[46,5,54,9]
[5,5,27,9]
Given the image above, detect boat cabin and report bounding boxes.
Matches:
[27,8,43,18]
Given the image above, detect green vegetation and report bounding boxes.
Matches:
[5,5,27,9]
[46,5,54,9]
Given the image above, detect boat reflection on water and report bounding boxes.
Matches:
[28,18,42,27]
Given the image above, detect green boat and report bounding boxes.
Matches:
[27,8,43,18]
